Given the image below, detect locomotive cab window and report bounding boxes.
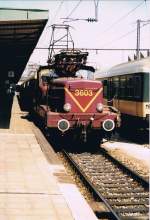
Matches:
[75,69,94,80]
[41,76,50,83]
[27,81,30,87]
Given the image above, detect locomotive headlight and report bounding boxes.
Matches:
[63,103,71,112]
[96,103,103,112]
[58,119,70,132]
[102,119,115,132]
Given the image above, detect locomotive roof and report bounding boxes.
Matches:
[54,50,88,59]
[52,77,102,86]
[95,57,150,79]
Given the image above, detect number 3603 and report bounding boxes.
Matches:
[74,89,93,96]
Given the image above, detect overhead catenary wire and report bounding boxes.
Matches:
[46,0,64,31]
[94,0,100,21]
[101,28,137,48]
[50,0,64,24]
[65,0,82,19]
[102,0,145,34]
[35,47,150,52]
[138,21,150,43]
[144,0,149,17]
[101,21,150,48]
[62,0,99,23]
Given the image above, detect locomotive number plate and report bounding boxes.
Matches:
[74,89,93,96]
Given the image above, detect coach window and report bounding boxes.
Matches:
[134,76,141,99]
[119,76,126,98]
[113,77,119,98]
[107,78,113,99]
[103,79,107,98]
[127,76,134,98]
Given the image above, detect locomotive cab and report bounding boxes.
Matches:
[20,50,120,143]
[36,70,119,141]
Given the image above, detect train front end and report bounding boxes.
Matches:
[46,78,120,141]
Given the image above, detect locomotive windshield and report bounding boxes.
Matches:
[75,69,94,80]
[47,50,95,79]
[48,67,95,79]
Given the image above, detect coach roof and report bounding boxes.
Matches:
[96,57,150,79]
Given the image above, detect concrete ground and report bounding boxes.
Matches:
[102,140,150,180]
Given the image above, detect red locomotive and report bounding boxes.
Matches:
[19,50,120,142]
[18,25,120,143]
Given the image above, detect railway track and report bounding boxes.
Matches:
[63,149,149,220]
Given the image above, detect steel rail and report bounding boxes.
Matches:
[62,149,149,220]
[99,148,149,189]
[63,149,122,220]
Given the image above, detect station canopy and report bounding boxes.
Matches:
[0,8,49,84]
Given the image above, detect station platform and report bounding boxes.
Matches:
[0,96,97,220]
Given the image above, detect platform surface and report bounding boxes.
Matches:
[0,96,97,220]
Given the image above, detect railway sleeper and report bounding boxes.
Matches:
[94,178,135,183]
[98,188,146,194]
[109,199,149,206]
[114,206,149,213]
[94,179,134,184]
[85,169,136,176]
[95,183,140,188]
[120,215,149,220]
[84,170,131,177]
[81,167,120,172]
[82,162,118,167]
[109,200,148,206]
[103,193,149,199]
[95,181,138,187]
[84,169,130,175]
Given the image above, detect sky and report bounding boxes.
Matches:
[0,0,150,71]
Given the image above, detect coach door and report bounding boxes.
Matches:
[112,77,119,109]
[107,78,113,106]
